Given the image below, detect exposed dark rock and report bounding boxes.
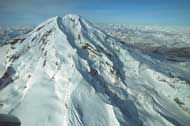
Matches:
[90,69,98,76]
[0,114,21,126]
[174,97,185,106]
[0,66,16,90]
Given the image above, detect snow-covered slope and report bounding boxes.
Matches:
[0,14,190,126]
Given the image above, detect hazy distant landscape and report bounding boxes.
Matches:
[0,26,33,46]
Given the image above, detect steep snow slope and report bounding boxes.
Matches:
[0,15,190,126]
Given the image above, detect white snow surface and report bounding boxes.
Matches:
[0,14,190,126]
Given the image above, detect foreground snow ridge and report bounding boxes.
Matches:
[0,14,190,126]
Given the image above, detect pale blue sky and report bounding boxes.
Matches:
[0,0,189,25]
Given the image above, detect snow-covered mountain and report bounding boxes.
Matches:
[0,14,190,126]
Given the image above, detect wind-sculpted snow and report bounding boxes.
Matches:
[0,15,190,126]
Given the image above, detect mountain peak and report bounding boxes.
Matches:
[64,14,81,20]
[30,14,95,42]
[1,14,127,126]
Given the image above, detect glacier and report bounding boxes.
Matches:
[0,14,190,126]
